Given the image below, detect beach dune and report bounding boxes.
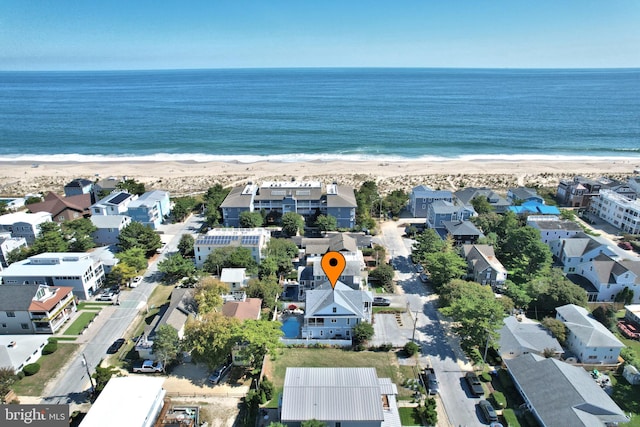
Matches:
[0,159,637,197]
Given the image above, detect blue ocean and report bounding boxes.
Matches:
[0,68,638,162]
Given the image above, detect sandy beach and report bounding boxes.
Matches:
[0,159,638,197]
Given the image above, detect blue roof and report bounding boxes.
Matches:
[509,201,560,215]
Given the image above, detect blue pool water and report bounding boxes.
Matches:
[281,317,301,339]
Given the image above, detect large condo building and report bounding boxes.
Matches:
[220,181,357,229]
[589,190,640,234]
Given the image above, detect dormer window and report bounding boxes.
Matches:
[332,307,337,313]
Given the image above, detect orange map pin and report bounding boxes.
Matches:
[321,251,346,289]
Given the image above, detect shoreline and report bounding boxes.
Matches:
[0,159,637,197]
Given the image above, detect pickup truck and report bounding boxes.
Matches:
[420,367,439,395]
[133,360,163,373]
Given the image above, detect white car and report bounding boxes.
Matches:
[133,359,163,373]
[97,292,115,301]
[130,276,143,288]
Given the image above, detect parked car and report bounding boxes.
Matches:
[109,286,121,294]
[422,367,439,395]
[618,241,633,250]
[208,363,232,385]
[465,372,484,396]
[97,291,115,302]
[130,276,143,288]
[107,338,126,354]
[478,400,498,423]
[373,297,391,307]
[133,359,163,373]
[419,272,430,283]
[415,263,424,273]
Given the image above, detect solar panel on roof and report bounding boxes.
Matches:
[107,192,131,205]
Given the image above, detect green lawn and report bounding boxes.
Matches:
[13,343,80,396]
[76,302,110,310]
[62,312,98,335]
[263,348,416,407]
[398,407,420,426]
[610,374,640,427]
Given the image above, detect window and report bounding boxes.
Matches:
[6,312,15,318]
[332,307,337,313]
[1,323,6,328]
[331,319,337,323]
[21,323,29,329]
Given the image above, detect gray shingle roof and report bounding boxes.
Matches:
[219,186,253,209]
[442,220,483,237]
[504,354,628,427]
[454,187,510,207]
[0,285,39,311]
[304,282,372,318]
[281,367,385,422]
[499,316,563,357]
[556,304,624,348]
[90,215,130,229]
[463,244,507,274]
[560,236,606,258]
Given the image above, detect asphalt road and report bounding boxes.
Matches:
[375,220,485,427]
[41,213,204,405]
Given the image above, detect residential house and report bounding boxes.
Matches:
[0,252,106,299]
[628,176,640,196]
[508,200,560,216]
[0,284,76,334]
[0,211,52,244]
[571,253,640,303]
[280,367,401,427]
[441,220,484,245]
[27,192,92,223]
[90,191,137,216]
[507,187,544,205]
[194,228,270,269]
[426,200,475,230]
[89,246,119,274]
[221,297,262,320]
[301,282,372,340]
[90,214,131,246]
[454,187,510,213]
[63,178,97,203]
[549,233,617,274]
[499,316,563,359]
[409,185,453,218]
[220,181,358,229]
[462,244,507,288]
[0,335,49,374]
[79,377,166,427]
[0,233,27,268]
[298,253,364,294]
[557,175,635,208]
[301,233,359,257]
[93,176,123,197]
[126,190,171,229]
[588,189,640,234]
[220,268,249,296]
[624,304,640,327]
[526,215,583,244]
[556,304,624,364]
[505,353,628,427]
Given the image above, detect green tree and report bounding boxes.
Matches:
[177,233,195,258]
[202,246,258,275]
[117,222,162,255]
[368,264,394,292]
[471,195,494,215]
[258,257,278,279]
[62,218,97,252]
[183,313,239,370]
[115,247,148,272]
[355,180,381,224]
[172,197,197,222]
[24,195,43,205]
[500,226,552,284]
[204,184,230,226]
[531,268,588,316]
[239,211,264,228]
[158,253,196,282]
[194,276,229,314]
[383,189,409,217]
[315,214,338,232]
[439,280,506,349]
[108,262,138,286]
[412,228,444,263]
[281,212,304,236]
[0,367,17,403]
[301,420,326,427]
[424,250,466,289]
[152,324,181,370]
[615,287,635,305]
[29,221,69,254]
[116,179,146,195]
[352,322,374,345]
[245,277,282,311]
[231,319,283,370]
[541,317,567,344]
[92,364,120,396]
[592,305,616,330]
[559,209,576,221]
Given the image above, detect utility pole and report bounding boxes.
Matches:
[412,310,419,341]
[82,353,96,395]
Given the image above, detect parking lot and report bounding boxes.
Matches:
[370,294,417,347]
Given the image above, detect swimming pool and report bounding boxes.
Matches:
[281,317,301,339]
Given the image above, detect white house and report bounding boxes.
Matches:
[555,304,624,364]
[90,191,138,216]
[220,268,248,296]
[0,252,106,299]
[0,335,49,374]
[526,215,583,244]
[0,233,27,268]
[194,228,270,269]
[549,234,617,274]
[0,211,53,244]
[499,316,563,359]
[573,253,640,303]
[301,281,373,340]
[589,189,640,234]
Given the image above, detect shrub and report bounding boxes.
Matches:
[16,371,25,380]
[23,363,40,376]
[404,341,420,356]
[480,372,492,382]
[42,341,58,355]
[491,391,507,409]
[378,343,393,352]
[470,348,484,365]
[260,376,275,401]
[502,408,521,427]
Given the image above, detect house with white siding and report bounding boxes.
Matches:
[526,215,583,244]
[0,211,53,245]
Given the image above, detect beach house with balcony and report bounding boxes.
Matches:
[0,211,53,245]
[409,185,453,218]
[126,190,171,229]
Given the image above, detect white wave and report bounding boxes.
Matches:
[0,152,638,164]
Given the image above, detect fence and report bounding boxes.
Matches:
[281,338,352,347]
[165,390,246,399]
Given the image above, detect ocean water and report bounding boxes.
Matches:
[0,68,638,162]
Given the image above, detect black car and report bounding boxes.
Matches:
[373,297,391,306]
[109,286,121,294]
[465,372,484,396]
[107,338,126,354]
